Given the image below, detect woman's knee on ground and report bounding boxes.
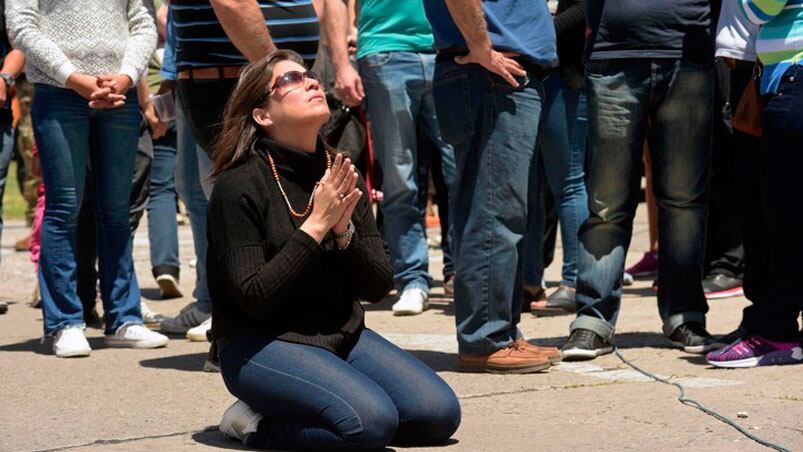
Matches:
[396,385,461,444]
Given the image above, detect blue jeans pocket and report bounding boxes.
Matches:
[433,72,473,145]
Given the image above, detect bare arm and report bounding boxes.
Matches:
[209,0,276,62]
[324,0,364,105]
[443,0,525,87]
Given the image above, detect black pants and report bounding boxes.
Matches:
[755,65,803,342]
[706,59,745,278]
[176,78,238,158]
[75,125,153,312]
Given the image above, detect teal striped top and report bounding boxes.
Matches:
[741,0,803,93]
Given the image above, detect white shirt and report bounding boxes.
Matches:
[715,0,760,62]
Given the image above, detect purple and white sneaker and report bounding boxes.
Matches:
[706,335,803,368]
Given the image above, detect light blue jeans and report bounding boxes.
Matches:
[358,52,456,294]
[0,124,14,266]
[175,102,212,311]
[433,59,545,355]
[523,72,589,288]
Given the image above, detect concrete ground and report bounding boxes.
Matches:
[0,204,801,452]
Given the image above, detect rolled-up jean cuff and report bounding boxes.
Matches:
[570,315,615,343]
[663,311,706,337]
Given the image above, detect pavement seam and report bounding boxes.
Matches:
[26,427,214,452]
[460,381,623,400]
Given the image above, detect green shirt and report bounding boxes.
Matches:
[356,0,434,59]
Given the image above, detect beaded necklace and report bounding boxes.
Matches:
[265,149,332,218]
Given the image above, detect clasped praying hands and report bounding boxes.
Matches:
[299,153,363,245]
[66,72,133,109]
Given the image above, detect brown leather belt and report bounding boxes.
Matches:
[177,66,243,80]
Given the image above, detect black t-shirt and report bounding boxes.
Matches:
[586,0,715,62]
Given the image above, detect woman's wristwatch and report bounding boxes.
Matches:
[334,221,355,250]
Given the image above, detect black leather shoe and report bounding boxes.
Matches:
[703,274,744,300]
[561,328,613,361]
[668,322,726,354]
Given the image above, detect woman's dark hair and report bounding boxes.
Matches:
[211,49,306,178]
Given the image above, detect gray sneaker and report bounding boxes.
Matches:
[160,302,211,334]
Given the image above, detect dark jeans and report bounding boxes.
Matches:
[0,123,14,266]
[756,65,803,342]
[573,58,714,341]
[32,85,143,335]
[219,329,461,451]
[147,122,180,278]
[175,78,238,157]
[76,124,153,312]
[706,59,745,279]
[433,59,545,354]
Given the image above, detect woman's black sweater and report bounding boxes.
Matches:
[206,137,394,355]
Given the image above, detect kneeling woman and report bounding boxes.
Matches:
[207,50,461,451]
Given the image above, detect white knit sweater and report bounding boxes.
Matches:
[6,0,157,87]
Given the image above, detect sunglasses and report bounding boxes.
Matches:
[269,70,321,94]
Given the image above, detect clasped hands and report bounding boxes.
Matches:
[66,73,133,109]
[300,153,363,244]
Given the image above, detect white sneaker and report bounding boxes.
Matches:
[220,400,262,442]
[105,323,169,349]
[392,288,429,316]
[160,302,211,334]
[622,272,634,286]
[141,301,166,329]
[187,317,212,342]
[52,325,91,358]
[156,274,183,299]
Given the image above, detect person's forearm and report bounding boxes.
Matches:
[324,0,351,71]
[210,0,276,62]
[444,0,492,53]
[0,50,26,78]
[136,75,152,107]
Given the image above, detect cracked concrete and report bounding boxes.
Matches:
[1,203,801,452]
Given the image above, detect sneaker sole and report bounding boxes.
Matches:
[561,346,614,361]
[156,275,183,299]
[105,338,169,349]
[458,361,551,374]
[671,341,727,354]
[704,287,744,300]
[55,348,91,358]
[707,356,760,368]
[187,329,211,342]
[392,302,429,316]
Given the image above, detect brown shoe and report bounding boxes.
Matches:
[516,338,562,364]
[458,341,551,374]
[14,234,31,252]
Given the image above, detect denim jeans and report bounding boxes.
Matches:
[359,52,456,293]
[0,123,14,266]
[32,85,143,335]
[219,329,460,450]
[523,72,589,287]
[147,122,180,277]
[174,102,212,310]
[572,58,713,341]
[756,65,803,342]
[433,59,545,355]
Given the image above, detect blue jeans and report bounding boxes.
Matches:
[0,123,14,266]
[359,52,456,293]
[174,101,212,311]
[433,59,545,355]
[147,122,180,277]
[523,73,589,287]
[573,59,713,341]
[219,329,460,450]
[32,85,143,335]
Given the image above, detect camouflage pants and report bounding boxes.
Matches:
[14,79,39,225]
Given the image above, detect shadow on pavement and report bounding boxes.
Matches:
[0,336,108,355]
[677,354,711,366]
[405,349,459,372]
[529,332,674,350]
[192,428,404,451]
[140,352,207,371]
[140,287,164,301]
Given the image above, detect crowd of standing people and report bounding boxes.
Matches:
[0,0,801,450]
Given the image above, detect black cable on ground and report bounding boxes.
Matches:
[613,347,793,452]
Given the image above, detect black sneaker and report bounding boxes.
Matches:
[0,301,7,314]
[702,274,744,300]
[561,328,613,361]
[668,322,726,354]
[717,325,751,348]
